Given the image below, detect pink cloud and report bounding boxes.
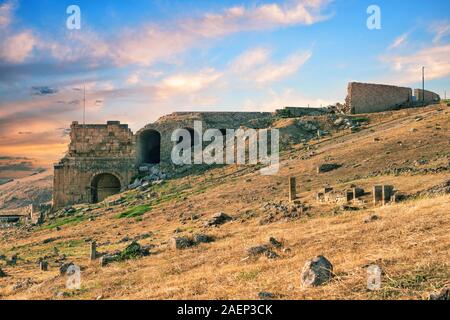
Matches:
[0,30,37,63]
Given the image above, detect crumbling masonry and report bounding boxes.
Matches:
[53,81,441,209]
[53,112,280,209]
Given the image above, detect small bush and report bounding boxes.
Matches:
[116,204,151,219]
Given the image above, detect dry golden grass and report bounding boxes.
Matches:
[0,104,449,300]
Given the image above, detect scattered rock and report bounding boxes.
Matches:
[12,278,36,291]
[259,201,304,224]
[100,253,120,267]
[42,237,56,244]
[317,163,342,174]
[205,212,232,227]
[247,245,269,256]
[364,214,380,223]
[258,292,276,300]
[269,237,283,249]
[171,237,195,250]
[7,254,17,266]
[429,287,449,300]
[64,206,77,215]
[334,118,345,126]
[247,245,278,259]
[0,267,6,277]
[128,178,142,190]
[301,255,333,288]
[59,262,75,275]
[119,236,131,243]
[194,234,214,244]
[266,251,279,259]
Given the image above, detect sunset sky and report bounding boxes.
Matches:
[0,0,449,164]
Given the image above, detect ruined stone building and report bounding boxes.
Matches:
[345,82,440,114]
[53,81,441,209]
[53,112,279,209]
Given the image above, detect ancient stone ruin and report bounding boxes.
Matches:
[53,112,275,209]
[52,81,441,209]
[345,82,440,114]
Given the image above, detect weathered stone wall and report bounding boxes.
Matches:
[53,121,136,209]
[414,89,440,104]
[346,82,412,114]
[54,112,275,209]
[68,121,135,157]
[137,112,273,164]
[275,107,329,117]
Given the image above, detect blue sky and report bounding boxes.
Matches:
[0,0,449,161]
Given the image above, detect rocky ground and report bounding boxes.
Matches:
[0,103,449,300]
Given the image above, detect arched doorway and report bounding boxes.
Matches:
[91,173,121,203]
[138,130,161,164]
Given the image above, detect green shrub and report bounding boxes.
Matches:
[116,204,151,219]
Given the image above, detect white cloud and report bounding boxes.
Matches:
[111,0,330,66]
[0,0,331,66]
[381,44,450,84]
[429,20,450,43]
[230,48,271,72]
[256,51,312,83]
[0,31,37,63]
[230,48,312,84]
[8,0,329,67]
[126,73,141,85]
[389,33,408,50]
[157,68,223,97]
[0,0,15,28]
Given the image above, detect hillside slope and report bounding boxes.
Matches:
[0,104,449,300]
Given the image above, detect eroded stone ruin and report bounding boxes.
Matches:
[52,81,441,209]
[53,112,277,209]
[345,82,440,114]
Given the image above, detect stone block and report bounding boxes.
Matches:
[373,185,383,205]
[289,177,297,202]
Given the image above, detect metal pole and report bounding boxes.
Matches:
[83,84,86,126]
[83,85,86,153]
[422,66,425,106]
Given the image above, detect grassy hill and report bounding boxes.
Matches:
[0,103,449,300]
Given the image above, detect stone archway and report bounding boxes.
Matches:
[138,129,161,164]
[91,173,121,203]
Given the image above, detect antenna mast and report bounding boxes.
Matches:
[83,84,86,153]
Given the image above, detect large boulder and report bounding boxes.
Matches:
[194,234,214,244]
[171,237,195,250]
[301,255,333,287]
